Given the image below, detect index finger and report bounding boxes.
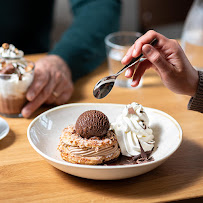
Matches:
[26,69,49,101]
[121,30,168,64]
[121,44,135,65]
[22,78,56,118]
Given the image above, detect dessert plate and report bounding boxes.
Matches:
[0,117,9,140]
[27,103,182,180]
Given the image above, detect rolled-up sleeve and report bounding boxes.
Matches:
[49,0,121,81]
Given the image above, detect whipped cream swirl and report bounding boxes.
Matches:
[111,102,155,157]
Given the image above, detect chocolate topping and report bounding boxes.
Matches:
[75,110,110,138]
[0,60,34,80]
[0,64,15,74]
[128,107,136,114]
[133,136,154,164]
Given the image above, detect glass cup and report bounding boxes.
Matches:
[0,59,35,118]
[105,31,143,88]
[181,0,203,70]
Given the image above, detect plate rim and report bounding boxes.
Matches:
[27,103,182,169]
[0,117,9,140]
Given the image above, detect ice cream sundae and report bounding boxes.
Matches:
[0,59,34,117]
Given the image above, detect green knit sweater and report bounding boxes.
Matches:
[0,0,121,81]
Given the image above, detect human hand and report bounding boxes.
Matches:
[121,30,199,97]
[22,55,74,118]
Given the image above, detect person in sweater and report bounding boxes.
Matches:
[0,0,121,117]
[121,30,203,113]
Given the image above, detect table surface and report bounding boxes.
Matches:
[0,54,203,202]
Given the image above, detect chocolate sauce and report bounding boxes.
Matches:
[104,155,138,166]
[104,150,154,166]
[0,64,15,77]
[103,127,154,166]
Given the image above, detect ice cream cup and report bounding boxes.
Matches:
[0,59,35,118]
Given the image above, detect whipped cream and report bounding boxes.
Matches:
[0,60,34,98]
[0,73,34,98]
[111,102,155,157]
[0,43,24,59]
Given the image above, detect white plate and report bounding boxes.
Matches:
[27,103,182,180]
[0,117,9,140]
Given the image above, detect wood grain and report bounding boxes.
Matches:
[0,54,203,202]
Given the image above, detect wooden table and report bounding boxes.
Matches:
[0,54,203,202]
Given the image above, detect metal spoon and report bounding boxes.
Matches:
[93,38,158,99]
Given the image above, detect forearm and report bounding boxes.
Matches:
[49,0,121,81]
[188,71,203,113]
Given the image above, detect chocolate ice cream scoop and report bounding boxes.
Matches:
[75,110,110,138]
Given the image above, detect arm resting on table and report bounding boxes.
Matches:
[49,0,121,82]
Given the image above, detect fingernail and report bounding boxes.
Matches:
[131,81,138,87]
[125,69,130,77]
[143,45,152,55]
[27,92,35,101]
[121,55,128,63]
[21,109,30,118]
[132,49,137,57]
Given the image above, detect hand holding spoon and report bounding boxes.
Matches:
[93,38,158,99]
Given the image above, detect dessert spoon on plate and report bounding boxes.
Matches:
[93,38,158,99]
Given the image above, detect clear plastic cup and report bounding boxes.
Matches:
[0,59,34,117]
[105,31,143,88]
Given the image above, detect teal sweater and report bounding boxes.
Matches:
[0,0,121,81]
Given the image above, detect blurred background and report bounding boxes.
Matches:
[51,0,194,47]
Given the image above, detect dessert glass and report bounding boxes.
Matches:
[0,59,34,117]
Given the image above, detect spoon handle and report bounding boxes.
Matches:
[116,38,158,76]
[116,54,143,76]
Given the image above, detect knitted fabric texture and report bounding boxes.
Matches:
[188,71,203,113]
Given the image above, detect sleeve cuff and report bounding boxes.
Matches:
[188,70,203,113]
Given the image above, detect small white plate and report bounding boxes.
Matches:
[27,103,182,180]
[0,117,9,140]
